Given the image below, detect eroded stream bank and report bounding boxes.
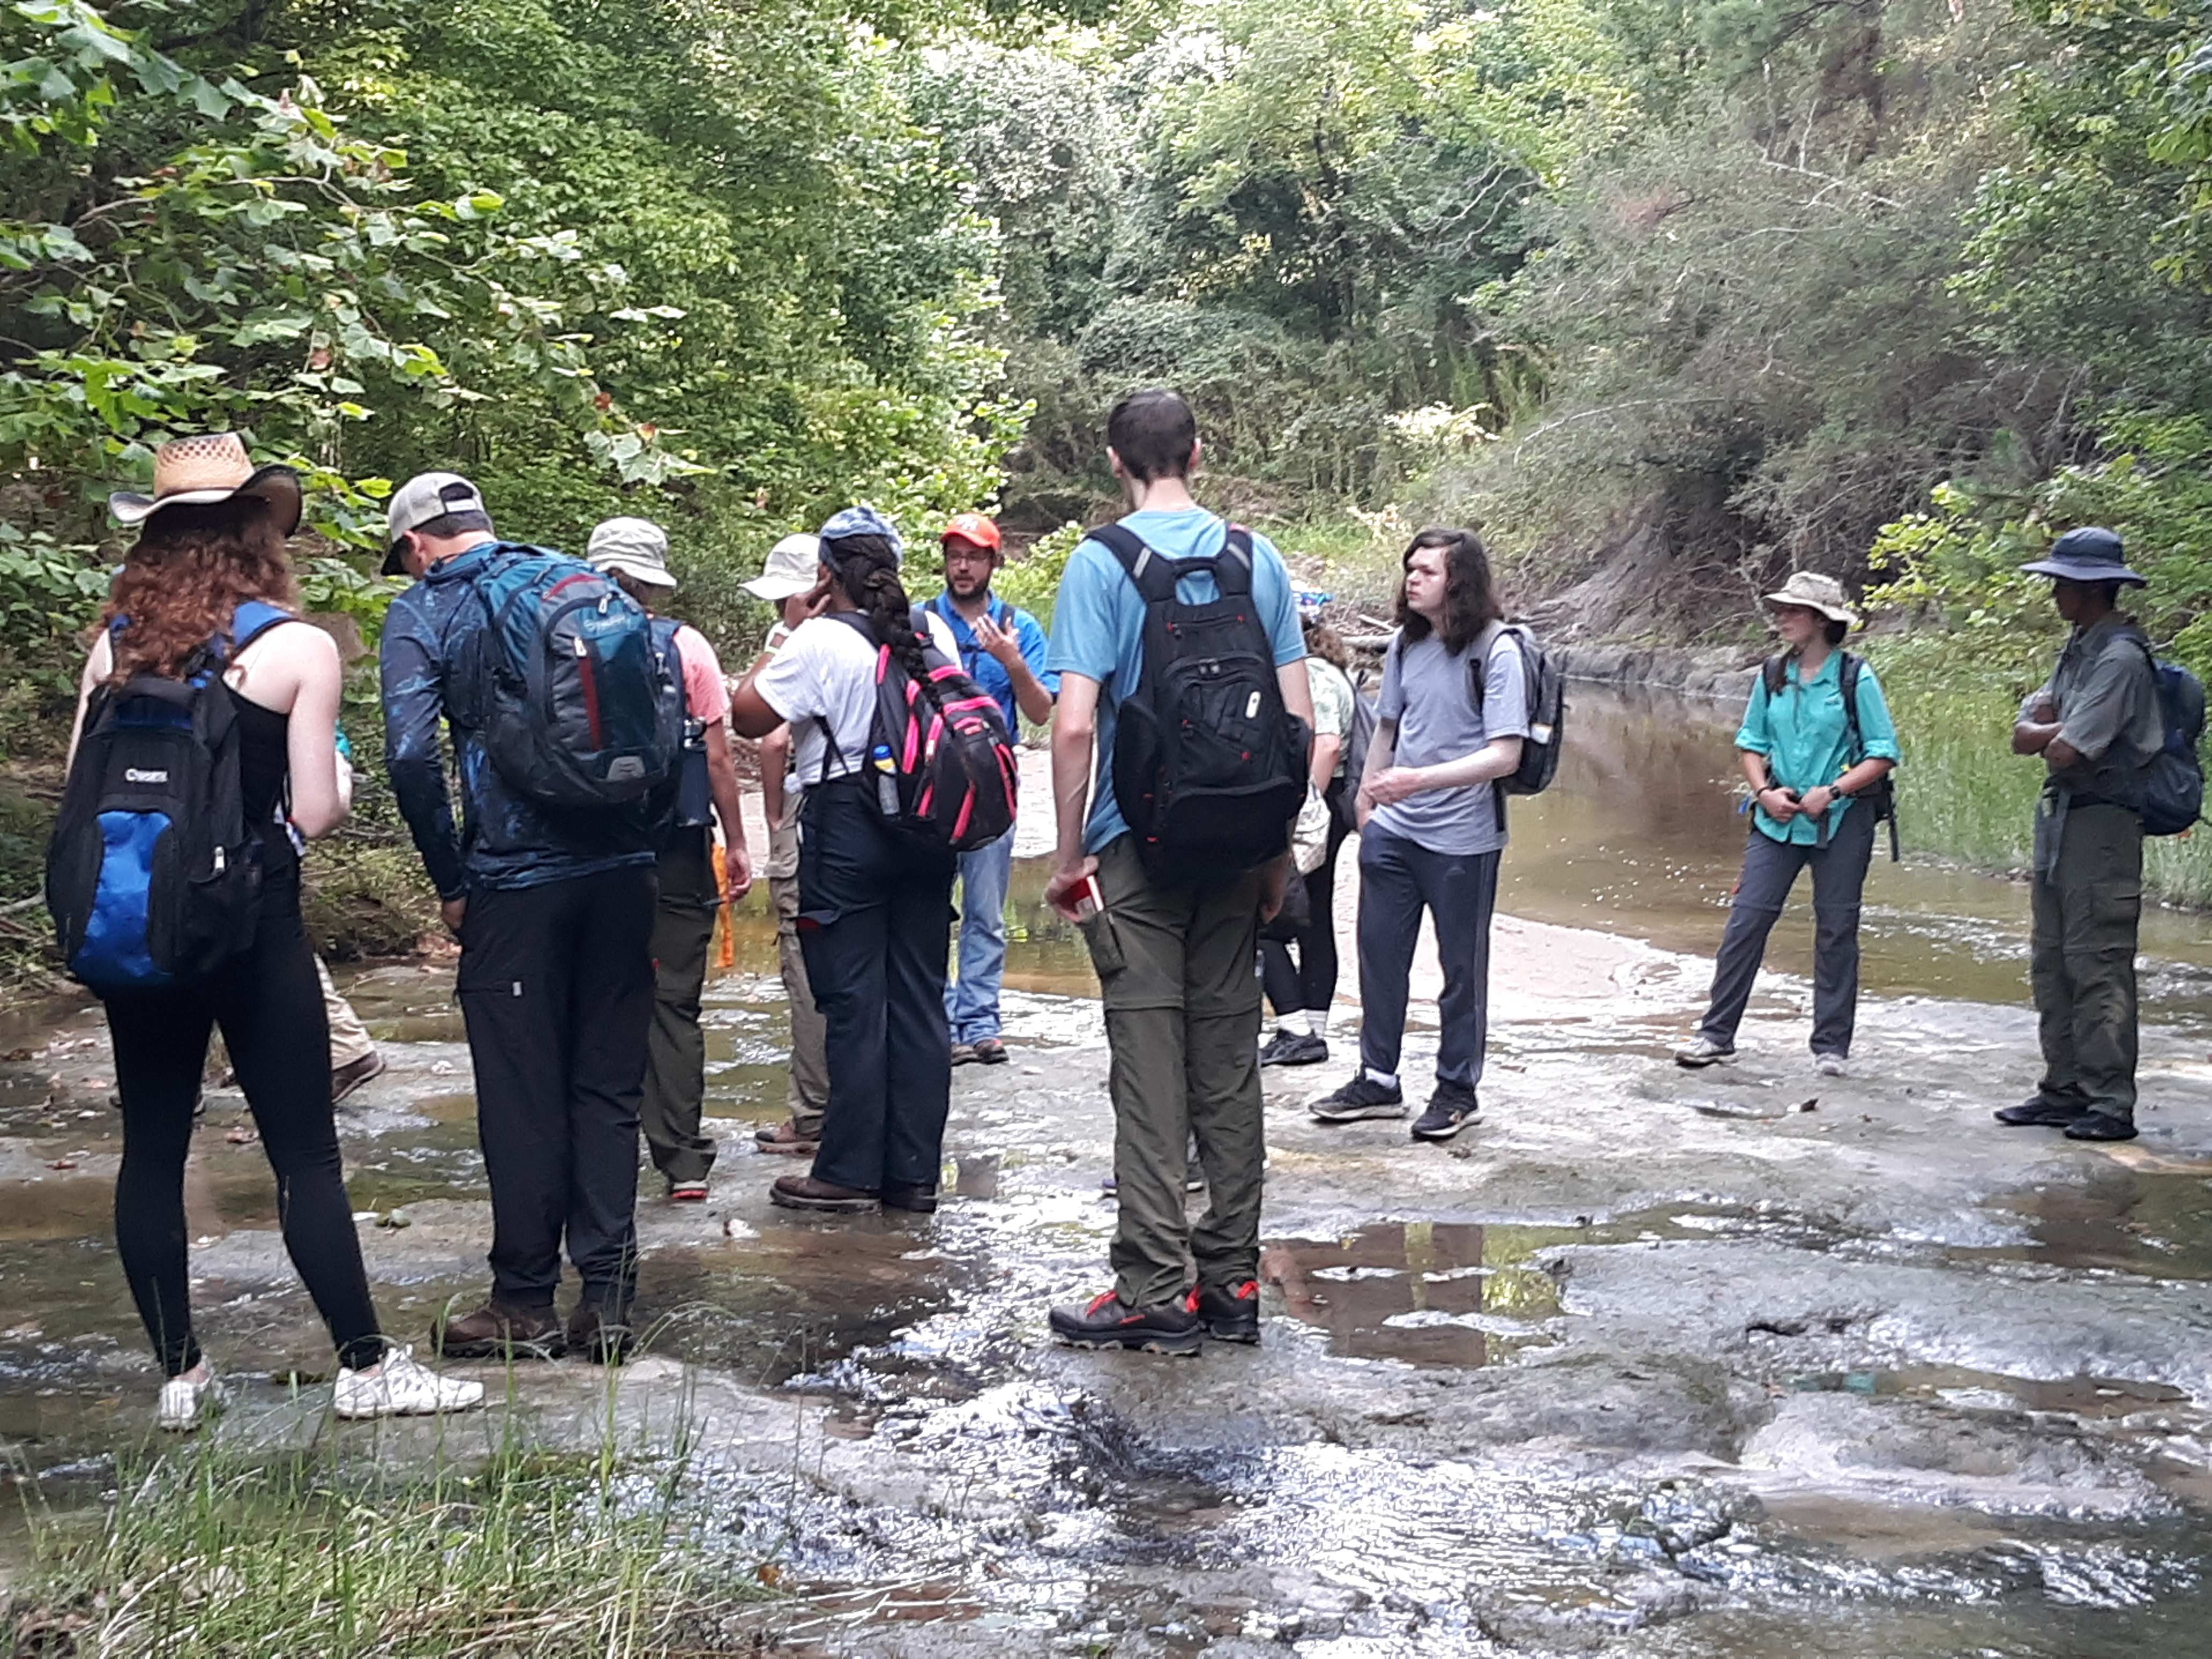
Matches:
[3,687,2211,1656]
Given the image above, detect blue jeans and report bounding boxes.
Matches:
[945,831,1015,1044]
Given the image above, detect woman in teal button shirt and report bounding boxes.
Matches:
[1676,572,1901,1075]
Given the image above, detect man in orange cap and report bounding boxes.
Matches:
[924,513,1058,1064]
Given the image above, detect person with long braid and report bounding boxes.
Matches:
[727,507,964,1213]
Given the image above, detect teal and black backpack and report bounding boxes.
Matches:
[46,602,293,995]
[469,545,683,808]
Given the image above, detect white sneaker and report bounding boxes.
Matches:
[1815,1052,1849,1077]
[333,1344,486,1419]
[1673,1036,1736,1068]
[156,1366,223,1432]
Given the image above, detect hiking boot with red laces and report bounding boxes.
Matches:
[1048,1290,1202,1356]
[1190,1279,1261,1343]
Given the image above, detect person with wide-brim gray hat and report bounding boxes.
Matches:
[1998,526,2162,1143]
[1675,570,1900,1076]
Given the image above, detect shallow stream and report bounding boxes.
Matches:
[3,683,2211,1656]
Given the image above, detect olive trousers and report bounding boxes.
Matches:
[2030,799,2143,1125]
[1082,834,1268,1309]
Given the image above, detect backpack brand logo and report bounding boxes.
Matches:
[123,768,169,784]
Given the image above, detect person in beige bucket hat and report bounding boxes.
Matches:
[1675,570,1900,1077]
[109,432,303,533]
[1761,570,1859,627]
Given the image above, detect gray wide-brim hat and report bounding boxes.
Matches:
[1761,570,1859,626]
[2018,526,2146,586]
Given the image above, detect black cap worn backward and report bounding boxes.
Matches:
[2017,526,2147,587]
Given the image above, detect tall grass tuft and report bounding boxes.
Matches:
[7,1421,759,1657]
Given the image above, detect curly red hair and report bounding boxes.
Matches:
[101,498,298,681]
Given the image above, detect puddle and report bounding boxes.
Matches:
[1981,1174,2212,1277]
[1260,1221,1570,1366]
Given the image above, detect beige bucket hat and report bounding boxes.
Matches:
[587,517,678,590]
[109,434,303,534]
[1761,570,1858,627]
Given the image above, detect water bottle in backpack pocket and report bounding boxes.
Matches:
[472,546,683,807]
[46,602,292,995]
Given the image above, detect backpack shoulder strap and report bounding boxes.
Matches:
[227,600,296,655]
[1089,523,1179,604]
[1836,651,1866,761]
[1762,652,1789,697]
[1215,525,1256,597]
[1467,619,1507,713]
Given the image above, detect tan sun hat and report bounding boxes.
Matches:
[587,516,677,591]
[109,434,303,534]
[1761,570,1858,627]
[744,533,821,601]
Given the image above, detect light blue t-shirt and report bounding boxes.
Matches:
[1048,507,1305,854]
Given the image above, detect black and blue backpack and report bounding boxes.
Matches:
[46,602,293,995]
[648,615,713,832]
[469,545,683,808]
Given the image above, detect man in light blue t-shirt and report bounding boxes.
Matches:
[1311,528,1529,1143]
[1042,388,1313,1356]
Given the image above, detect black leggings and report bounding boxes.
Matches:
[105,888,382,1376]
[1261,795,1351,1018]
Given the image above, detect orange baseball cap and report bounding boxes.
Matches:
[941,512,1002,553]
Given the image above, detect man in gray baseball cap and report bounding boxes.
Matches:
[381,472,494,577]
[379,472,656,1360]
[1999,526,2161,1143]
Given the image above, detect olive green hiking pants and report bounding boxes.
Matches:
[1082,834,1268,1309]
[2031,800,2142,1124]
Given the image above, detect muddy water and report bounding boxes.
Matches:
[4,689,2212,1657]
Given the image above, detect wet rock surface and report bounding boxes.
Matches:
[3,916,2210,1656]
[8,690,2212,1654]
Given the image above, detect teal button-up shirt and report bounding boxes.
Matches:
[1735,651,1902,845]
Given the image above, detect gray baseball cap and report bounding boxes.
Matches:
[745,532,821,601]
[587,516,677,590]
[383,472,491,576]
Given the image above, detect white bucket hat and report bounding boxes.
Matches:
[1761,570,1858,627]
[587,517,677,590]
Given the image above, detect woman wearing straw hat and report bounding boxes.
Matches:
[73,434,483,1429]
[1676,572,1901,1075]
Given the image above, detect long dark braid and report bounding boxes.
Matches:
[824,532,935,690]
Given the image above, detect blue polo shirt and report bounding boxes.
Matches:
[1737,649,1902,845]
[922,591,1058,731]
[1048,507,1304,854]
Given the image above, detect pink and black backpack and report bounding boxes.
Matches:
[818,609,1018,852]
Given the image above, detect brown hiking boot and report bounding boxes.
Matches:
[432,1298,564,1360]
[330,1050,386,1105]
[567,1297,635,1364]
[753,1119,821,1156]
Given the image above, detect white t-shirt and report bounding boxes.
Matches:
[753,608,960,789]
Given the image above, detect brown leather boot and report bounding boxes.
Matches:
[432,1298,565,1359]
[768,1175,879,1213]
[567,1296,636,1364]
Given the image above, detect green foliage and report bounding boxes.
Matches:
[993,518,1083,623]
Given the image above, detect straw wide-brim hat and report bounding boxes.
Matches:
[109,434,302,534]
[1761,570,1858,627]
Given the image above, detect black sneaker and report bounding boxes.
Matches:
[1048,1291,1204,1355]
[1190,1279,1260,1343]
[1310,1074,1406,1123]
[2063,1112,2138,1142]
[1993,1098,2087,1128]
[1411,1083,1480,1141]
[1260,1030,1328,1067]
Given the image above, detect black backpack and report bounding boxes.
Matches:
[1090,522,1310,879]
[1761,651,1899,860]
[46,602,293,995]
